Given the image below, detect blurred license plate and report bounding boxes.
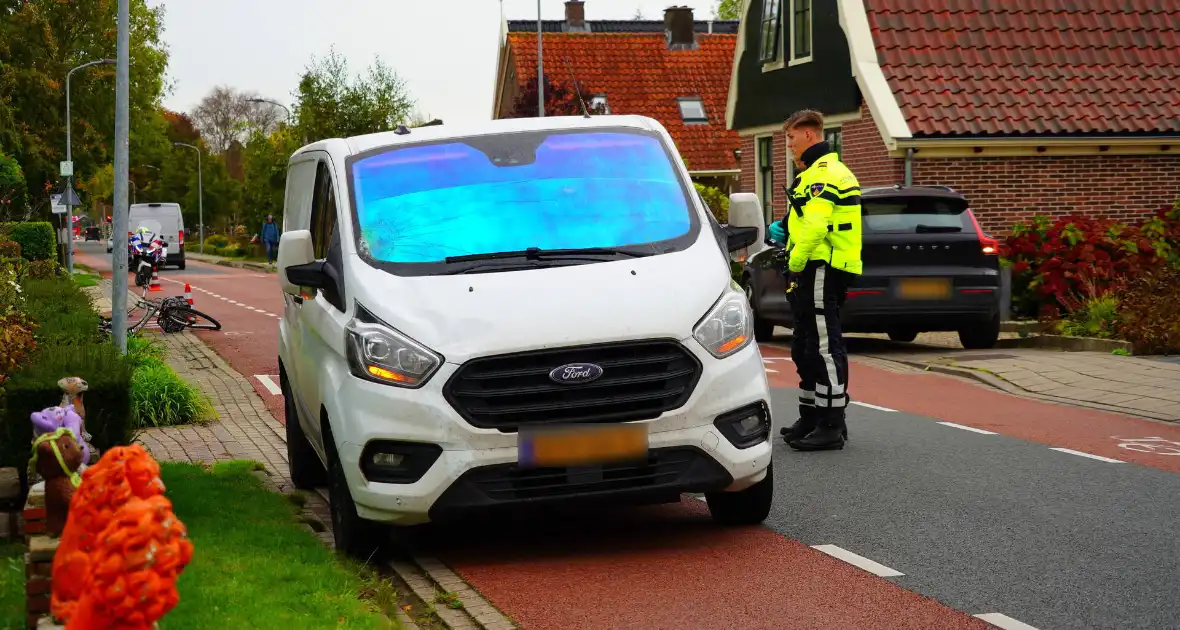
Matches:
[898,277,951,300]
[518,424,648,468]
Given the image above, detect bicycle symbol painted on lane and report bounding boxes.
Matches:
[1112,437,1180,455]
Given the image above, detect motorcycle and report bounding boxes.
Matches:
[128,231,168,287]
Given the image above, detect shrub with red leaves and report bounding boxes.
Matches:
[1116,264,1180,354]
[1002,206,1177,319]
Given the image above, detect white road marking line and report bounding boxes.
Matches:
[694,495,707,502]
[810,545,904,577]
[973,612,1041,630]
[254,375,282,396]
[937,422,997,435]
[851,401,896,413]
[258,311,272,317]
[1049,448,1123,464]
[246,306,258,311]
[227,300,240,305]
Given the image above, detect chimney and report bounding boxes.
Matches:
[564,0,588,32]
[664,6,696,50]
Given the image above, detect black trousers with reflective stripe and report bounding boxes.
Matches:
[788,260,852,413]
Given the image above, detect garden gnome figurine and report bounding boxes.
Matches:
[58,376,98,463]
[32,428,84,537]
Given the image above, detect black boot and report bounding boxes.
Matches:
[780,405,819,444]
[788,409,847,451]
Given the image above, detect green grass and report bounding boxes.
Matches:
[72,272,100,288]
[161,460,397,629]
[0,541,23,630]
[130,356,213,428]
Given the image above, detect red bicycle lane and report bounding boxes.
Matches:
[759,343,1180,475]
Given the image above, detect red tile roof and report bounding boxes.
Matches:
[504,32,741,172]
[863,1,1180,137]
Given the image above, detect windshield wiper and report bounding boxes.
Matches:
[915,224,962,233]
[445,246,651,264]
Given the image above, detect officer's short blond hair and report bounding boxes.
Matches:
[786,110,824,133]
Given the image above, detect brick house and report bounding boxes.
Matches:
[725,0,1180,232]
[491,1,743,192]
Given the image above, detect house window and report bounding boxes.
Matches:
[678,97,707,124]
[590,94,610,114]
[824,127,842,158]
[791,0,812,62]
[756,136,774,222]
[759,0,782,62]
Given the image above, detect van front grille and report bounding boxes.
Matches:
[442,340,702,431]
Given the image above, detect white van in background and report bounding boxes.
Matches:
[276,115,772,559]
[124,202,187,269]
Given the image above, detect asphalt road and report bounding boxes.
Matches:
[73,240,1180,629]
[764,388,1180,630]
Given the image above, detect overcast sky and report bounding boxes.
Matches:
[155,0,721,124]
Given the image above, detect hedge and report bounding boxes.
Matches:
[18,277,99,346]
[0,343,133,475]
[0,222,56,261]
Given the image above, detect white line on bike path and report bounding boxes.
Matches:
[161,278,281,318]
[254,375,282,396]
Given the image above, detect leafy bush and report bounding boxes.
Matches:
[205,234,230,248]
[0,240,19,258]
[694,182,730,224]
[1115,264,1180,354]
[1,221,56,261]
[0,313,37,389]
[1002,212,1169,318]
[0,343,133,471]
[0,261,23,315]
[1056,295,1119,339]
[18,277,98,345]
[131,356,212,428]
[27,259,61,279]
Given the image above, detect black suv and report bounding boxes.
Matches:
[740,185,1002,349]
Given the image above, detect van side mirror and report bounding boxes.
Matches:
[723,226,758,252]
[277,230,315,296]
[286,261,329,289]
[726,193,770,258]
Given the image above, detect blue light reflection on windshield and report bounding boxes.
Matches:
[351,131,692,263]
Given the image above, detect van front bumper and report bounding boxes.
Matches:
[331,340,773,526]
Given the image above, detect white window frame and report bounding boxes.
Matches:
[755,134,775,223]
[824,124,843,158]
[788,0,813,66]
[590,94,610,114]
[678,97,708,124]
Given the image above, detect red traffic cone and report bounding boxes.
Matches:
[149,267,162,292]
[184,283,193,305]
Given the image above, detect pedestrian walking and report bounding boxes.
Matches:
[767,110,863,451]
[261,214,281,266]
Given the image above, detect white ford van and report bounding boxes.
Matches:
[121,202,187,269]
[276,115,774,557]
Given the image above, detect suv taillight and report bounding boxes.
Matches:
[967,209,999,255]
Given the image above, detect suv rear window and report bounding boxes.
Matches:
[862,196,969,233]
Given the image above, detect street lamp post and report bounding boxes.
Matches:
[64,58,115,273]
[172,142,204,253]
[246,97,306,144]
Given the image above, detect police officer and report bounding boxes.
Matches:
[767,110,863,451]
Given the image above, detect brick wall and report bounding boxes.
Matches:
[736,100,1180,234]
[912,155,1180,234]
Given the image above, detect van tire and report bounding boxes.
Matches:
[176,258,186,270]
[280,369,325,490]
[325,422,389,560]
[705,462,773,526]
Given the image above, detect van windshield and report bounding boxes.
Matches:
[348,128,698,273]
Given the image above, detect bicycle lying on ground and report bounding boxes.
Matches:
[99,284,222,336]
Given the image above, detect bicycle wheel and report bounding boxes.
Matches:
[159,306,222,331]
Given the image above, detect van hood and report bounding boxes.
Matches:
[346,241,732,363]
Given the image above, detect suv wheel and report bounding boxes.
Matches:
[324,423,390,559]
[705,462,773,526]
[744,279,775,342]
[959,314,1001,350]
[280,368,326,489]
[887,328,919,343]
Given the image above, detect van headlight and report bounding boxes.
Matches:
[692,287,754,359]
[346,305,442,388]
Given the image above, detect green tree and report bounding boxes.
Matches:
[0,0,169,214]
[714,0,741,20]
[240,126,301,232]
[293,47,415,143]
[0,150,28,218]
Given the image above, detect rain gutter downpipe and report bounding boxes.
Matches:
[904,147,914,186]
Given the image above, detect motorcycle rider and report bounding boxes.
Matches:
[767,109,864,451]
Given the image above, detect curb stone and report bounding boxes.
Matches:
[881,358,1177,423]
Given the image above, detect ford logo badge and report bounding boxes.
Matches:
[549,363,604,385]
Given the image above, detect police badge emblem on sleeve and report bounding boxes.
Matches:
[809,183,825,197]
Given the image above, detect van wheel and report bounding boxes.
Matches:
[280,370,326,489]
[176,259,186,270]
[325,424,389,560]
[887,328,919,343]
[959,314,1001,350]
[705,462,773,526]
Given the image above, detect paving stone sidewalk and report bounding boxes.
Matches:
[863,346,1180,422]
[136,331,516,630]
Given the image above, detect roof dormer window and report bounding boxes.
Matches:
[678,97,707,124]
